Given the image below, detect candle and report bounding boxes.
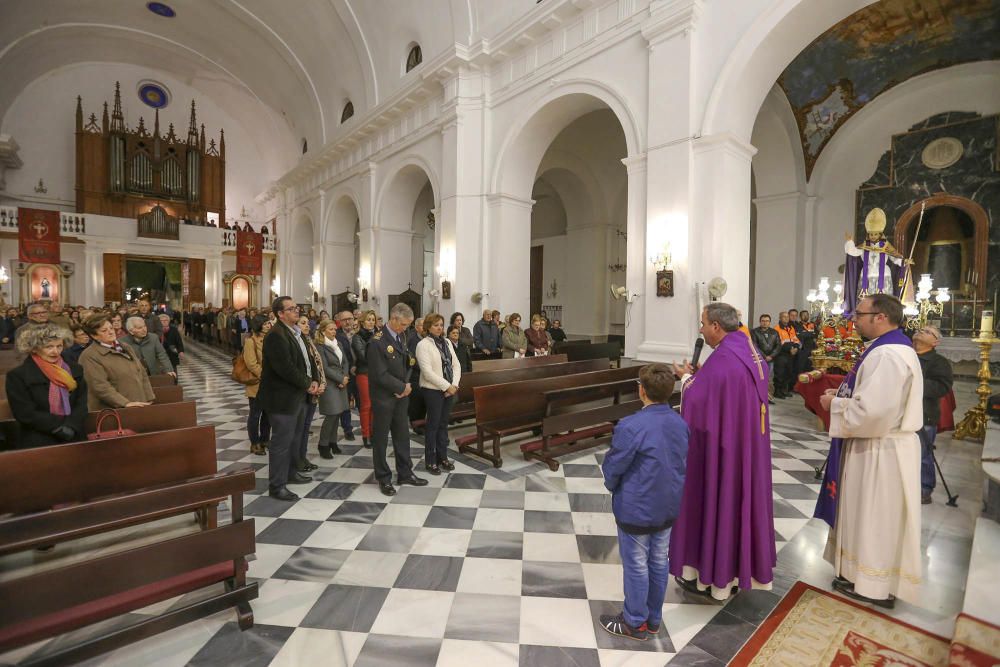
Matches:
[982,310,994,337]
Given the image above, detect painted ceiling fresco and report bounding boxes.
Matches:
[778,0,1000,179]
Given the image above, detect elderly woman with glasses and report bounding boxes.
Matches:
[5,324,88,448]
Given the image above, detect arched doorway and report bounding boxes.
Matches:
[495,92,633,344]
[894,194,989,301]
[377,163,437,315]
[326,195,362,308]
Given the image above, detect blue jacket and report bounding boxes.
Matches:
[602,403,688,534]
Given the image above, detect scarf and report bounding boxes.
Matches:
[324,336,343,363]
[32,354,76,416]
[359,327,374,343]
[432,334,453,385]
[815,327,912,527]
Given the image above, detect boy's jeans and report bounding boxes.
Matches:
[618,525,671,628]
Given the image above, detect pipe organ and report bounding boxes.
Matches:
[75,82,225,222]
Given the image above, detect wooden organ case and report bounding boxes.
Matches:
[75,82,225,222]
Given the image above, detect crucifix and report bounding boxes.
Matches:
[32,221,48,238]
[244,240,256,255]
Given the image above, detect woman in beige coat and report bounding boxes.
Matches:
[244,315,272,454]
[501,313,527,359]
[79,313,155,411]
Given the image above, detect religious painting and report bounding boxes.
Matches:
[232,276,250,311]
[30,264,60,303]
[656,270,674,297]
[236,230,263,276]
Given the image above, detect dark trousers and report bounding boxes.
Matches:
[247,397,271,444]
[297,402,318,466]
[919,425,938,493]
[266,398,308,491]
[422,388,454,466]
[371,391,413,484]
[408,381,426,424]
[774,353,795,393]
[340,377,357,434]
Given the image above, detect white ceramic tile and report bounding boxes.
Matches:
[660,602,723,652]
[472,508,524,533]
[252,578,328,627]
[331,550,408,588]
[373,502,432,527]
[369,589,455,638]
[519,597,598,648]
[436,640,519,667]
[456,558,522,596]
[302,522,371,550]
[435,488,484,508]
[269,628,366,667]
[522,532,583,563]
[572,512,619,536]
[247,543,299,579]
[524,491,572,512]
[281,498,345,521]
[410,527,473,557]
[581,563,624,601]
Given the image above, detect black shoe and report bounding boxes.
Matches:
[379,482,397,496]
[439,459,455,472]
[833,578,895,609]
[363,438,371,449]
[921,492,932,505]
[269,486,299,501]
[674,576,710,597]
[298,460,319,472]
[425,464,441,475]
[768,399,776,405]
[343,431,356,441]
[599,613,647,641]
[398,475,429,487]
[319,446,334,460]
[287,471,313,484]
[330,444,342,455]
[412,426,425,436]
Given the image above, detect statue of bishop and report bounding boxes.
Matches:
[843,208,903,317]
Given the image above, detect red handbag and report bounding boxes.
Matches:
[87,409,137,440]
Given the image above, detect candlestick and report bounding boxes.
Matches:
[954,333,999,443]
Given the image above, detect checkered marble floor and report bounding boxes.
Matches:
[9,338,846,667]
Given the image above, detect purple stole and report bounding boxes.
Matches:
[814,327,912,527]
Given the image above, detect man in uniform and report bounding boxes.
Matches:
[368,302,428,496]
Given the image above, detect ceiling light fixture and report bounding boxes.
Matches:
[146,2,176,18]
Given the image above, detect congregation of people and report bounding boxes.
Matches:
[1,290,950,641]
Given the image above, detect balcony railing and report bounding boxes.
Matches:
[0,206,87,235]
[222,229,277,251]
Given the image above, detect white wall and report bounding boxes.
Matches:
[0,62,287,222]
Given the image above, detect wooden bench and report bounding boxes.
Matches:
[520,378,644,470]
[0,427,257,666]
[149,373,178,386]
[153,384,184,404]
[470,354,568,372]
[560,341,622,368]
[413,359,607,429]
[460,365,644,467]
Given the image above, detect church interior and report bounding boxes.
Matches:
[0,0,999,665]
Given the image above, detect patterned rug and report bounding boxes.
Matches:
[730,581,950,666]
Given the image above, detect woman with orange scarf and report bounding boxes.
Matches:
[5,324,88,448]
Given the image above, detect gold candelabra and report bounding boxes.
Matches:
[953,333,998,443]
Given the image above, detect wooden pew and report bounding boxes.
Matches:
[470,354,568,372]
[153,384,184,404]
[564,341,622,368]
[415,359,608,428]
[0,428,257,665]
[83,400,199,435]
[149,373,178,386]
[520,378,643,470]
[460,365,644,467]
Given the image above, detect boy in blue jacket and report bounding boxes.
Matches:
[600,363,689,641]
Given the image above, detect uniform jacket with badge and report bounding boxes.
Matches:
[367,325,414,399]
[257,321,321,415]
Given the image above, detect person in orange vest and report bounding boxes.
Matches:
[773,311,800,398]
[795,309,817,373]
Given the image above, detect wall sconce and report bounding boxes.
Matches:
[309,272,320,303]
[270,276,280,295]
[438,247,454,300]
[358,266,371,303]
[650,243,673,297]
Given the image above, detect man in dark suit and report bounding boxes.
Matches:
[335,310,357,441]
[257,296,323,501]
[368,303,428,496]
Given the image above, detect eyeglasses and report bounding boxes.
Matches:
[281,306,300,313]
[852,311,880,318]
[918,328,941,340]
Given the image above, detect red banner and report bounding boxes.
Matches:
[236,230,263,276]
[18,208,61,264]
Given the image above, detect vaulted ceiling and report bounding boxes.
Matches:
[778,0,1000,178]
[0,0,539,167]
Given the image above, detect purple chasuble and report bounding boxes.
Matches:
[813,327,912,527]
[668,331,777,590]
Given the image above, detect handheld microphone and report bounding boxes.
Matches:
[691,337,705,368]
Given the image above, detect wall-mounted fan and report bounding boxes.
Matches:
[609,284,637,304]
[347,292,359,304]
[471,292,483,304]
[707,277,727,301]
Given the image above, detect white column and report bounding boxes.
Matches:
[752,191,806,319]
[623,155,647,358]
[356,163,378,313]
[437,69,487,315]
[485,194,533,318]
[205,255,223,306]
[83,243,103,306]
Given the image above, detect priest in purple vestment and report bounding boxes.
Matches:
[669,302,776,601]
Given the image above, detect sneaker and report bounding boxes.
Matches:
[645,620,660,635]
[599,613,647,641]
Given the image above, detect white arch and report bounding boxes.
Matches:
[491,79,643,198]
[701,0,876,141]
[322,187,363,245]
[374,154,440,229]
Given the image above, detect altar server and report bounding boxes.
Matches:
[669,302,776,601]
[819,294,922,608]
